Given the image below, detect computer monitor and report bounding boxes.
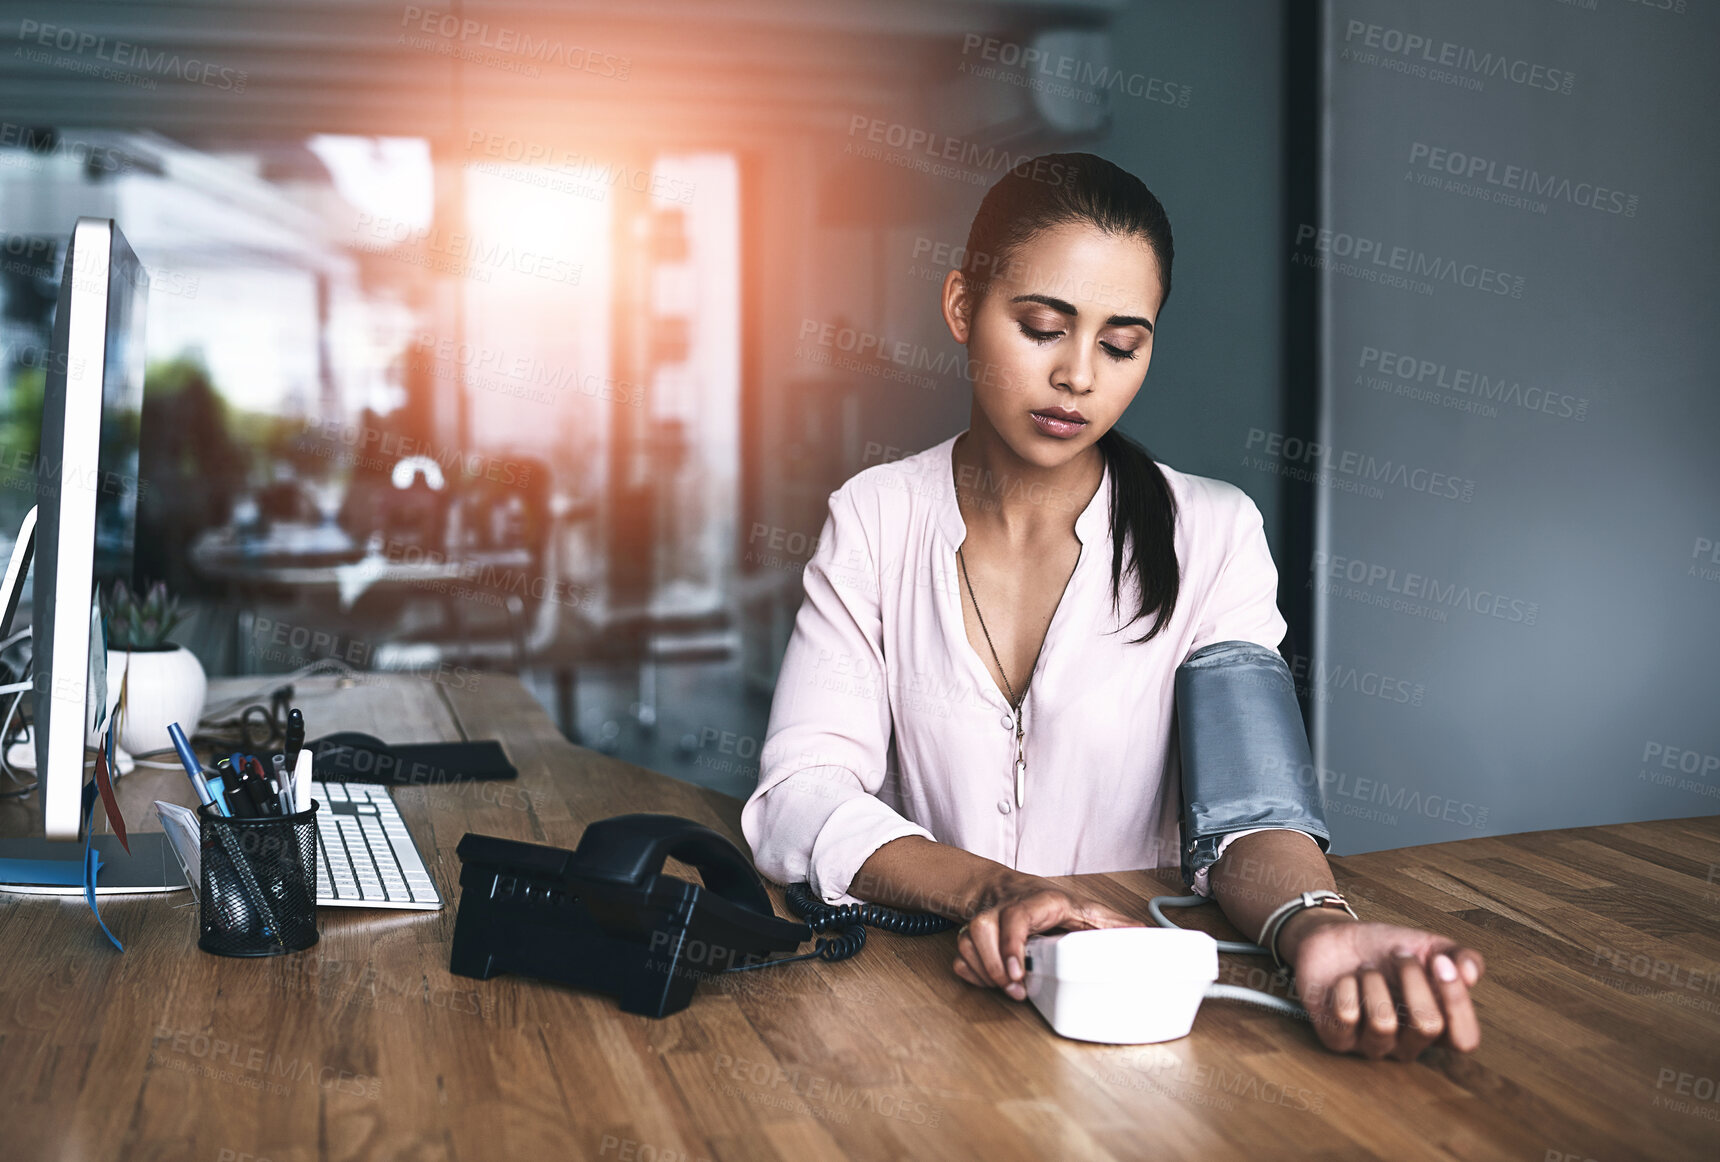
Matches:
[0,217,181,894]
[32,217,146,839]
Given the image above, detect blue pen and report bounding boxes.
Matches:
[205,775,233,817]
[166,722,216,810]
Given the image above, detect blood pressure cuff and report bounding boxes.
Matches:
[1175,640,1330,890]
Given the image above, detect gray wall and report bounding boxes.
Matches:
[1311,0,1720,852]
[1098,1,1287,544]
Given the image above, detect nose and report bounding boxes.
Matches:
[1053,340,1096,394]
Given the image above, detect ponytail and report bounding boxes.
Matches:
[1097,427,1179,643]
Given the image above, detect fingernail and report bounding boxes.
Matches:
[1007,956,1022,981]
[1432,954,1457,982]
[1392,945,1416,960]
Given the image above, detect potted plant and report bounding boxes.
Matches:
[104,580,207,761]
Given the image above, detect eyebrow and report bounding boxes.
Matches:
[1010,293,1154,333]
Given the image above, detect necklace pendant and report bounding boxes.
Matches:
[1014,755,1026,809]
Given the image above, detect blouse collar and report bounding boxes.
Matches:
[932,430,1112,552]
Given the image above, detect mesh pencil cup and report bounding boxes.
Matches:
[197,800,320,957]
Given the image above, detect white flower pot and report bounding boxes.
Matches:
[107,645,208,759]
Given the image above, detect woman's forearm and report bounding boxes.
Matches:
[1208,829,1352,959]
[850,835,1034,921]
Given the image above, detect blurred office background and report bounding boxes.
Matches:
[0,1,1712,853]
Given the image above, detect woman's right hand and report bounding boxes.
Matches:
[951,873,1140,1001]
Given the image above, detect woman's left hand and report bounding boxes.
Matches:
[1281,912,1485,1060]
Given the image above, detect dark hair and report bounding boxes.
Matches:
[958,152,1179,644]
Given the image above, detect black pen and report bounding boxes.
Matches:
[284,708,305,775]
[231,754,274,817]
[224,779,257,818]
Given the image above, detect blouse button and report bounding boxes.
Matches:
[1000,714,1013,730]
[997,799,1012,815]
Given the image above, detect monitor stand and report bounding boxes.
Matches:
[0,833,189,895]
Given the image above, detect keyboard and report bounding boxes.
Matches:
[310,781,442,910]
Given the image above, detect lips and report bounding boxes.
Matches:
[1029,408,1088,439]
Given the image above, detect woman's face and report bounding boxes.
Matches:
[941,220,1163,470]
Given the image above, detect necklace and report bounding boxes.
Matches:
[956,545,1041,809]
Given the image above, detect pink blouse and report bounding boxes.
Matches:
[742,431,1298,905]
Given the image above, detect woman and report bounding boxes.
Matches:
[743,153,1484,1060]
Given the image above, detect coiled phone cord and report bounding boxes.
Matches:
[1150,894,1309,1018]
[725,881,957,971]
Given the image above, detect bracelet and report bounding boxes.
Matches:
[1256,890,1358,971]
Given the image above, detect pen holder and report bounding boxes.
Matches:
[197,801,320,957]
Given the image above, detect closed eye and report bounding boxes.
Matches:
[1018,321,1140,362]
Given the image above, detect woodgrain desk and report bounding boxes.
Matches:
[3,675,1717,1161]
